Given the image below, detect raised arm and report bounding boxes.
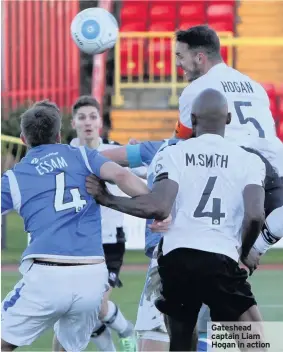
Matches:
[86,147,180,220]
[101,141,164,168]
[80,146,149,197]
[86,175,178,221]
[99,161,149,197]
[101,146,129,167]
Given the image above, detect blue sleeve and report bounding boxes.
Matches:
[82,146,111,177]
[1,174,14,214]
[126,141,163,168]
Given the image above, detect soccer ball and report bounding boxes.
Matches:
[70,7,119,55]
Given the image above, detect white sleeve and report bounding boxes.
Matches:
[153,148,181,184]
[179,94,193,129]
[179,83,201,128]
[246,154,266,186]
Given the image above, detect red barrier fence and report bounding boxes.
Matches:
[2,0,80,112]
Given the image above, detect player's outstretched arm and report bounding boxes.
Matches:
[101,141,164,168]
[81,145,149,197]
[99,161,149,197]
[101,146,130,167]
[86,175,178,221]
[87,146,180,220]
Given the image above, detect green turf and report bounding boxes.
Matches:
[2,213,26,263]
[1,269,283,351]
[1,212,151,265]
[1,212,283,265]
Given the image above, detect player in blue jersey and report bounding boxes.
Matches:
[99,139,211,351]
[1,100,149,352]
[53,95,139,352]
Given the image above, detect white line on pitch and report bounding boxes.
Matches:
[260,304,283,308]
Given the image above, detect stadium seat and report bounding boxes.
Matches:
[121,38,145,57]
[179,2,206,23]
[147,40,172,76]
[120,22,147,32]
[148,21,176,32]
[261,83,276,99]
[208,21,234,32]
[207,4,235,23]
[275,84,283,99]
[208,0,236,5]
[120,2,148,24]
[147,22,175,76]
[120,50,144,77]
[149,3,177,22]
[178,20,205,30]
[120,21,147,76]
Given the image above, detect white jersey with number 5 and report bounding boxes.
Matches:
[179,63,283,175]
[154,135,266,262]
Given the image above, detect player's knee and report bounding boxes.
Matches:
[99,296,110,320]
[266,206,283,238]
[103,301,119,325]
[254,206,283,254]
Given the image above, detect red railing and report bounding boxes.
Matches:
[2,0,80,112]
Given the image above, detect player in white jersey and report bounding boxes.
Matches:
[86,89,267,351]
[52,96,137,352]
[174,25,283,268]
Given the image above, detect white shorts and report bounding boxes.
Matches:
[1,260,109,351]
[135,250,167,336]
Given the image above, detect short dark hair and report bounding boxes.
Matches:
[72,95,100,116]
[176,25,221,59]
[20,100,61,147]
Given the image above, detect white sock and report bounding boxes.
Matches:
[253,206,283,254]
[90,322,116,351]
[102,301,130,336]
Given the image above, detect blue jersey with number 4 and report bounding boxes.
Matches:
[126,139,181,258]
[1,144,109,260]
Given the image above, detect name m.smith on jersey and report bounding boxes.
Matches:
[186,153,228,168]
